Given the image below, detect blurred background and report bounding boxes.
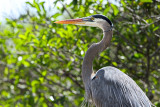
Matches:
[0,0,160,106]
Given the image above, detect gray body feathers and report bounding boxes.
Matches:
[91,66,152,107]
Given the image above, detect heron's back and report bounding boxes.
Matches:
[91,66,152,107]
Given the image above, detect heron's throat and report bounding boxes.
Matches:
[82,30,113,85]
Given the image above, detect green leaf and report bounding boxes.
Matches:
[111,4,119,16]
[42,103,48,107]
[140,0,152,2]
[17,24,23,29]
[26,2,35,7]
[1,90,9,97]
[40,1,46,15]
[22,60,30,67]
[133,53,143,58]
[121,0,126,6]
[153,26,159,32]
[103,7,110,15]
[112,62,117,66]
[19,34,27,40]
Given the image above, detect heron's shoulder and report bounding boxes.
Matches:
[95,66,131,82]
[97,66,125,76]
[99,66,122,72]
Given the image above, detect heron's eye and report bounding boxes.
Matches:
[91,17,94,20]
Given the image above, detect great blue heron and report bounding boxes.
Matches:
[55,15,152,107]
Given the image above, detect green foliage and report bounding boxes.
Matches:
[140,0,153,3]
[0,0,160,106]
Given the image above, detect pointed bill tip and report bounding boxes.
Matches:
[54,21,64,24]
[54,21,58,23]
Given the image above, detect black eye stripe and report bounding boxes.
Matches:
[91,15,113,26]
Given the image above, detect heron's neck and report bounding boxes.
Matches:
[82,29,113,85]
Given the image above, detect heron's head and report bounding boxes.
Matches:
[55,15,113,30]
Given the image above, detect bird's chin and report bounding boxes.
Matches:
[76,22,98,27]
[75,22,86,26]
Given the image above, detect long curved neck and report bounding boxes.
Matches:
[82,29,113,85]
